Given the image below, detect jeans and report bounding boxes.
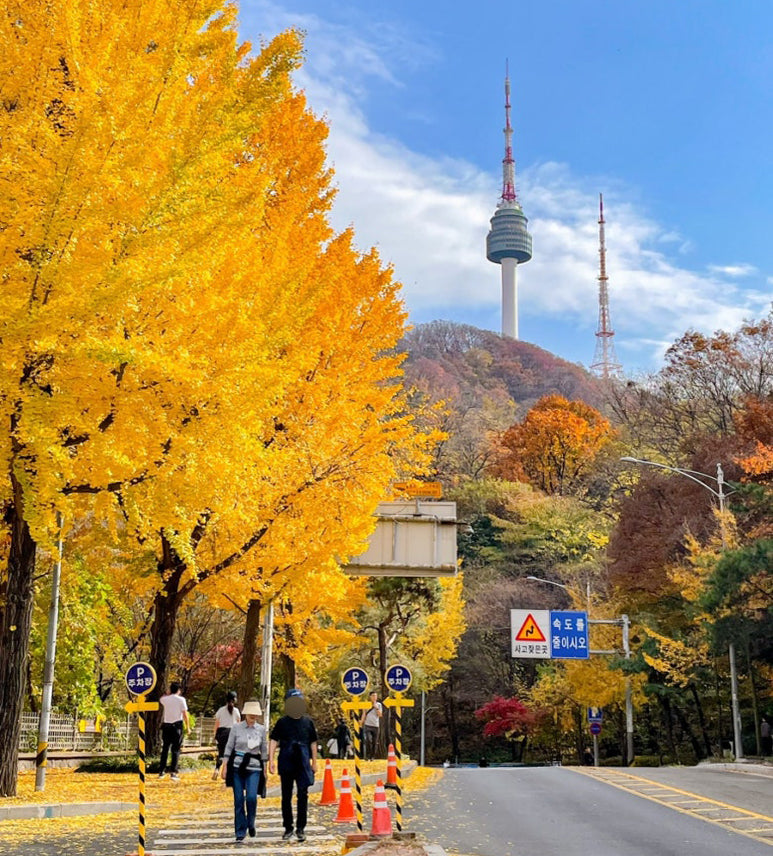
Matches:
[232,768,260,839]
[159,722,183,774]
[280,772,309,833]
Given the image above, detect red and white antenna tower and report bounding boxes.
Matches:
[590,194,622,379]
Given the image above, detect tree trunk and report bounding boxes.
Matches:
[146,536,186,755]
[0,482,37,796]
[239,599,261,703]
[689,683,714,758]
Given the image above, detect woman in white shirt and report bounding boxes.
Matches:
[221,700,268,843]
[212,691,240,780]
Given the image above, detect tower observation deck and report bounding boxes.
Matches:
[486,72,532,339]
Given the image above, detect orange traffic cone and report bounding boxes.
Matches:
[385,743,398,789]
[369,780,393,838]
[319,759,337,805]
[334,769,357,823]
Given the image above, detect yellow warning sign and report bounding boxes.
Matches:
[515,613,547,642]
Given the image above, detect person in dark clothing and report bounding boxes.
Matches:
[334,718,351,759]
[268,688,318,843]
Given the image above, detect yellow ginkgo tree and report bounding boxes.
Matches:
[0,0,430,791]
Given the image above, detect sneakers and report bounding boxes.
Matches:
[170,773,181,781]
[248,827,256,838]
[281,829,294,840]
[235,836,245,844]
[296,830,306,842]
[158,772,167,779]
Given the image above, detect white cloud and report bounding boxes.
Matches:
[238,2,771,369]
[707,263,758,278]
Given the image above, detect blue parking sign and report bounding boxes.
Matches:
[549,611,589,659]
[385,664,412,693]
[341,667,370,696]
[125,662,157,695]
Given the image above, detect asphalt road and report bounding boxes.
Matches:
[409,766,773,855]
[3,765,773,855]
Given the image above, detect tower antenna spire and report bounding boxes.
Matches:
[501,62,517,204]
[486,68,532,339]
[590,193,622,379]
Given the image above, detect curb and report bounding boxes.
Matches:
[0,801,137,821]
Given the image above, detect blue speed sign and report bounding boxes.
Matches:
[385,664,412,693]
[125,662,157,696]
[341,667,369,696]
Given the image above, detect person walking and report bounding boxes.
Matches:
[334,718,351,760]
[221,700,267,843]
[761,717,772,757]
[268,688,318,843]
[361,690,382,760]
[212,691,241,780]
[158,681,189,780]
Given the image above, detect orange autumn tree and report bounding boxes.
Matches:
[495,395,615,496]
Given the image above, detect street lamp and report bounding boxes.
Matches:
[524,575,634,764]
[620,456,743,759]
[526,575,591,612]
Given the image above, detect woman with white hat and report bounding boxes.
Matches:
[221,699,268,843]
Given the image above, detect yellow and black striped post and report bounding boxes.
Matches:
[137,705,147,856]
[341,699,372,834]
[384,691,414,833]
[126,692,159,856]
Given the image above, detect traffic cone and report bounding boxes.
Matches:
[369,779,393,838]
[334,769,357,823]
[319,758,337,805]
[385,743,398,789]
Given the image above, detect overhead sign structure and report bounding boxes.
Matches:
[511,610,589,659]
[344,500,458,577]
[385,664,413,693]
[341,667,370,696]
[125,662,157,696]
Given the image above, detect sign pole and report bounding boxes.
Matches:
[340,667,371,836]
[124,662,159,856]
[137,696,148,856]
[341,700,371,832]
[383,664,415,835]
[383,692,414,831]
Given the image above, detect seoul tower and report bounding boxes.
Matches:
[486,70,532,339]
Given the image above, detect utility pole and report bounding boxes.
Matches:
[35,513,64,791]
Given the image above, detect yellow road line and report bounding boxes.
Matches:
[571,768,773,847]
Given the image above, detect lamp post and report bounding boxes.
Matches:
[524,575,634,764]
[620,456,743,759]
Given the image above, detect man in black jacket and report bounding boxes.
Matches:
[268,688,318,842]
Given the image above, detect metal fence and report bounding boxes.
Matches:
[19,712,217,753]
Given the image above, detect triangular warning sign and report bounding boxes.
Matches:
[515,613,547,642]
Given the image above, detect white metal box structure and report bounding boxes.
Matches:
[344,500,458,577]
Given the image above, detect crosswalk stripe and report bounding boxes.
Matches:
[149,847,337,855]
[156,834,336,845]
[157,826,327,838]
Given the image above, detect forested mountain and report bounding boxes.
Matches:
[401,320,604,412]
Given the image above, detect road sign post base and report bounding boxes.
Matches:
[393,831,416,841]
[343,833,371,853]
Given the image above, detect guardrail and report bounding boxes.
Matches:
[19,712,217,753]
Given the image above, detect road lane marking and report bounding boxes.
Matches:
[571,767,773,847]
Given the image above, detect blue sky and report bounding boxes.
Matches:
[238,1,772,373]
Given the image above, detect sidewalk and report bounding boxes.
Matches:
[0,761,417,822]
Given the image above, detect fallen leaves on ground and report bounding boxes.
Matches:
[0,762,443,846]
